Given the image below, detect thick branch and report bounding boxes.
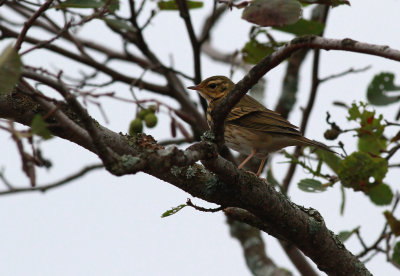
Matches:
[210,35,400,149]
[0,91,370,275]
[275,5,328,118]
[226,208,319,276]
[227,216,291,276]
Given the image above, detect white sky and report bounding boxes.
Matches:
[1,0,400,275]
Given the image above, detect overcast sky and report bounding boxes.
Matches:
[1,0,400,275]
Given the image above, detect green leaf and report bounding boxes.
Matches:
[393,242,400,266]
[158,1,203,10]
[106,0,120,12]
[368,184,393,206]
[273,19,325,36]
[367,72,400,106]
[347,102,387,155]
[104,18,136,32]
[161,204,186,218]
[338,152,388,191]
[31,114,52,140]
[0,44,22,95]
[384,211,400,236]
[242,39,275,64]
[315,148,342,173]
[298,178,326,192]
[347,102,363,121]
[57,0,119,11]
[358,133,386,156]
[337,226,359,242]
[337,231,353,242]
[242,0,302,27]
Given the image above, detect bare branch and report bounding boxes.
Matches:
[279,241,320,276]
[175,0,201,82]
[227,216,292,276]
[14,0,53,51]
[320,65,371,83]
[17,80,92,146]
[210,35,400,150]
[186,198,224,213]
[0,164,103,195]
[7,120,36,187]
[0,24,171,95]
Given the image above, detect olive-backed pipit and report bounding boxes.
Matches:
[188,76,333,176]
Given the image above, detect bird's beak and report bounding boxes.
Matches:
[187,85,200,90]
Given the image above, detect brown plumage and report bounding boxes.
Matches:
[188,76,333,176]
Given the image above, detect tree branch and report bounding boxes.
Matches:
[210,35,400,150]
[275,5,328,119]
[176,0,201,83]
[175,0,207,112]
[128,0,208,135]
[282,6,329,192]
[0,164,103,195]
[0,91,371,275]
[227,216,292,276]
[13,0,53,51]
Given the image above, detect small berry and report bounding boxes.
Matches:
[129,118,143,135]
[138,109,151,120]
[324,128,340,140]
[144,113,158,128]
[148,105,157,113]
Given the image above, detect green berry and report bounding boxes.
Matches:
[129,118,143,135]
[148,105,157,113]
[324,128,340,140]
[138,109,151,120]
[144,113,158,128]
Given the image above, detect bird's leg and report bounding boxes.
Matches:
[256,157,267,177]
[238,150,256,169]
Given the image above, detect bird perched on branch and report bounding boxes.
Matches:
[188,76,334,177]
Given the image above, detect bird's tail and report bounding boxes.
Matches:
[299,137,337,154]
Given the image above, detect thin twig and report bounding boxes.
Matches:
[357,194,400,258]
[8,120,36,187]
[175,0,206,112]
[21,19,72,56]
[14,0,53,51]
[186,198,225,213]
[0,164,103,196]
[320,65,371,83]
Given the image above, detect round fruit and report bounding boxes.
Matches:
[129,118,143,135]
[138,108,151,119]
[148,104,157,113]
[324,128,340,140]
[144,113,158,128]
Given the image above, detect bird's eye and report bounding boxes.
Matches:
[207,83,217,89]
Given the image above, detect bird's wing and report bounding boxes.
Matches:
[226,95,302,136]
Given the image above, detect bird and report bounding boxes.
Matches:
[187,75,334,177]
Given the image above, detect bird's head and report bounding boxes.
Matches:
[187,76,234,103]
